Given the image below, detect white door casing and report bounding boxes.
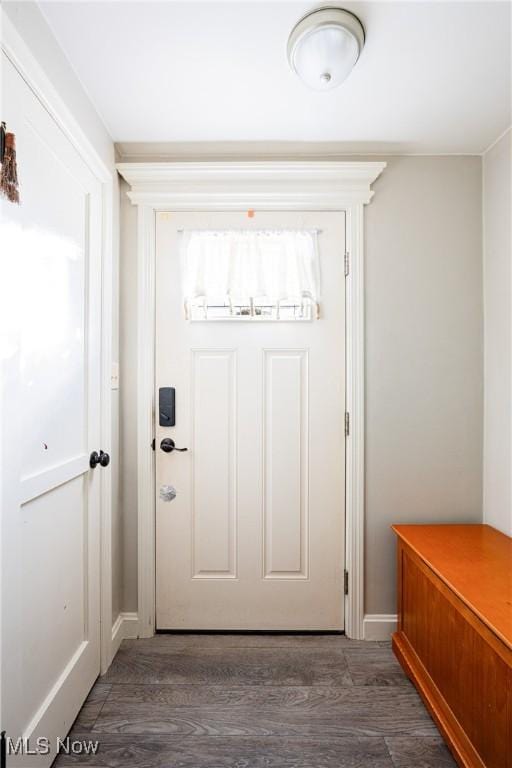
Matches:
[1,50,107,765]
[117,160,386,639]
[155,211,345,630]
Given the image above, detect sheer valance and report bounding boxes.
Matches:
[181,229,321,319]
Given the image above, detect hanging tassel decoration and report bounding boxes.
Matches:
[0,122,6,164]
[0,128,20,204]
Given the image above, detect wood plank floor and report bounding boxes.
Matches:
[56,634,456,767]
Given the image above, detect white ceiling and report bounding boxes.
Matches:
[40,1,511,154]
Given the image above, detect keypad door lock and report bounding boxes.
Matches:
[159,387,176,426]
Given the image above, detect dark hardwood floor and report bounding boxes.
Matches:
[56,634,456,767]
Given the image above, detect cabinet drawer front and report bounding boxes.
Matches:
[399,546,511,768]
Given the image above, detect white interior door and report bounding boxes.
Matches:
[155,211,345,630]
[1,55,102,765]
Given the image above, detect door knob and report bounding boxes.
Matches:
[99,450,110,466]
[160,438,188,453]
[90,450,111,468]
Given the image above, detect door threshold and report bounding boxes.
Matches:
[155,629,346,635]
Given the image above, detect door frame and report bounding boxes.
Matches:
[1,11,116,674]
[117,160,385,640]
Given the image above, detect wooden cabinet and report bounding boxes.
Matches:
[392,524,512,768]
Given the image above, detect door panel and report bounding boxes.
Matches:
[1,54,102,765]
[263,348,309,579]
[191,348,237,579]
[155,211,345,630]
[20,477,87,715]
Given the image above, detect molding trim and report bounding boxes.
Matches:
[344,203,366,639]
[1,11,112,184]
[2,9,116,673]
[482,124,512,156]
[137,205,157,638]
[110,614,124,660]
[117,160,386,640]
[99,179,114,674]
[111,612,140,660]
[117,161,385,209]
[363,614,398,641]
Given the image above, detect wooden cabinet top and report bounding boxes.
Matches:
[392,524,512,650]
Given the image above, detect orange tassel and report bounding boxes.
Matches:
[1,132,20,204]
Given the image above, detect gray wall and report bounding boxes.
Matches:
[119,179,139,611]
[365,156,483,614]
[483,129,512,536]
[4,2,123,628]
[118,154,484,618]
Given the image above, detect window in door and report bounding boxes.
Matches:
[181,229,321,321]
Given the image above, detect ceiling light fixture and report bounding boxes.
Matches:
[287,7,365,91]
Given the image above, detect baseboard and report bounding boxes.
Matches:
[110,611,140,661]
[363,613,397,640]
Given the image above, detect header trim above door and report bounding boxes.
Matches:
[118,161,385,209]
[117,160,385,640]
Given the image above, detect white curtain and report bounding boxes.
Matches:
[181,229,321,316]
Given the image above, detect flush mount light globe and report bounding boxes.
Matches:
[287,7,365,91]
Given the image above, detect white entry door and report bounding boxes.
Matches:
[1,55,102,765]
[155,211,345,630]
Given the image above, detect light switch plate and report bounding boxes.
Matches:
[111,361,120,390]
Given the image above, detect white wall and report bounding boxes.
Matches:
[483,128,512,536]
[3,2,123,628]
[3,2,112,167]
[118,153,484,619]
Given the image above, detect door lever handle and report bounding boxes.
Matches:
[160,438,188,453]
